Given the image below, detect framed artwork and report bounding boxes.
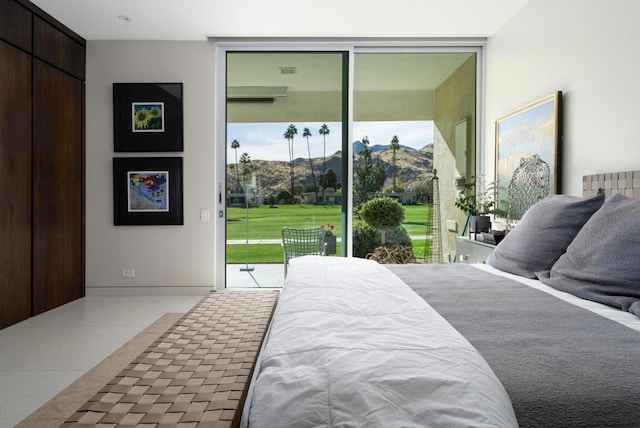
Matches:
[113,83,183,152]
[113,157,183,225]
[495,91,562,221]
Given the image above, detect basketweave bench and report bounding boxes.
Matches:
[62,290,278,428]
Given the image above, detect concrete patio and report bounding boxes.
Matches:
[226,263,285,288]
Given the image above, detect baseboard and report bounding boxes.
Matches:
[85,285,215,296]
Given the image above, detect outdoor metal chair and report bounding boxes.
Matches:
[281,227,326,277]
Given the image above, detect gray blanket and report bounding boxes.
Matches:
[387,263,640,428]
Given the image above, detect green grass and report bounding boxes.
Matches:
[397,204,433,236]
[227,244,286,263]
[226,203,433,263]
[227,204,343,240]
[228,243,346,263]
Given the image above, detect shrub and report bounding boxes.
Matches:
[386,226,411,245]
[276,189,292,204]
[360,196,405,243]
[353,224,376,258]
[353,223,411,258]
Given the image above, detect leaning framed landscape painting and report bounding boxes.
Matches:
[113,83,183,152]
[495,91,562,222]
[113,157,183,225]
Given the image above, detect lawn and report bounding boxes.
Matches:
[227,204,344,240]
[227,203,434,263]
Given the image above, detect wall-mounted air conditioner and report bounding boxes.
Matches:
[227,86,288,103]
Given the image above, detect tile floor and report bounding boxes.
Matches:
[0,265,284,427]
[0,295,203,428]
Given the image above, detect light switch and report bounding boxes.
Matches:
[200,209,210,222]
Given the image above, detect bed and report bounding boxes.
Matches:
[242,170,640,428]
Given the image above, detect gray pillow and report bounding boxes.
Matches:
[536,193,640,317]
[487,189,605,278]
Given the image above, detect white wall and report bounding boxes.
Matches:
[86,41,216,295]
[485,0,640,196]
[86,0,640,291]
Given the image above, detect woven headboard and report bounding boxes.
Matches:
[583,170,640,198]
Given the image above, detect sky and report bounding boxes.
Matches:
[226,120,434,163]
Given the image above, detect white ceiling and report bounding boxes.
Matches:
[30,0,530,41]
[227,52,474,92]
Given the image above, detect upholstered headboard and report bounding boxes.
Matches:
[583,170,640,199]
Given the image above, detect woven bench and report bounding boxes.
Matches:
[62,290,278,428]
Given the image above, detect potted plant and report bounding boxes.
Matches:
[358,197,415,263]
[454,176,499,233]
[321,223,337,255]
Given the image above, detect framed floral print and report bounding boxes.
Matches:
[113,83,183,152]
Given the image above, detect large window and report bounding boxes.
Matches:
[352,52,477,264]
[215,46,480,288]
[224,52,346,288]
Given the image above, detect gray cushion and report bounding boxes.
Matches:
[536,193,640,317]
[487,189,604,278]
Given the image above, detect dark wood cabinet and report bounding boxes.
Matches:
[0,0,32,51]
[0,0,85,329]
[0,40,32,328]
[32,60,85,315]
[33,15,85,80]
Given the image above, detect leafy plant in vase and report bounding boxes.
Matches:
[454,176,500,235]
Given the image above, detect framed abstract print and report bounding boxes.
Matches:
[113,157,183,225]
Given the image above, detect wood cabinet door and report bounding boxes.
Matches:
[32,59,84,314]
[0,41,32,329]
[0,0,32,52]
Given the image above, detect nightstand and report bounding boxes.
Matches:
[456,236,496,264]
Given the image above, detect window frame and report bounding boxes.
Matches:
[213,40,486,290]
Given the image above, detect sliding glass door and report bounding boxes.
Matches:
[224,52,347,287]
[352,52,477,263]
[216,44,480,288]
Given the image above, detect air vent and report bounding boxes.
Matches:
[279,67,297,75]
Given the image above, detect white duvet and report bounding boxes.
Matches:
[246,256,518,428]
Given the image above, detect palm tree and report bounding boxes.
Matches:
[283,128,293,162]
[238,152,253,266]
[319,124,330,202]
[230,139,240,192]
[302,127,318,202]
[283,129,293,203]
[390,135,400,192]
[239,152,253,210]
[239,152,252,187]
[284,124,298,203]
[319,123,330,177]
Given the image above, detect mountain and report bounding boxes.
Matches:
[352,140,417,154]
[226,143,434,196]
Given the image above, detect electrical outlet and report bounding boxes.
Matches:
[122,268,135,278]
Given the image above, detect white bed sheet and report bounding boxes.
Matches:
[244,256,518,428]
[472,263,640,332]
